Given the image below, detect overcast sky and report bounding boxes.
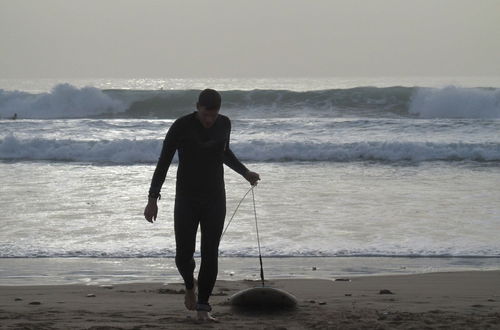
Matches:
[1,0,499,78]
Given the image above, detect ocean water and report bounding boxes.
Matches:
[1,77,499,285]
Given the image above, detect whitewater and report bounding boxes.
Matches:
[0,77,499,284]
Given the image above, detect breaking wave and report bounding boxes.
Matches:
[409,86,500,118]
[1,83,499,119]
[1,135,499,163]
[0,84,126,119]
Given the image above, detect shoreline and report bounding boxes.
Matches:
[1,270,499,329]
[2,256,500,286]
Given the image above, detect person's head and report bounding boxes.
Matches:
[196,89,221,128]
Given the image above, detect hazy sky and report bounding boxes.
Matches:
[1,0,499,78]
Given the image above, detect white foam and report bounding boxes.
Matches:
[0,84,126,119]
[0,135,162,163]
[409,86,500,118]
[233,140,500,162]
[1,135,499,163]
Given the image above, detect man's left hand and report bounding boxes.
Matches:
[244,171,260,186]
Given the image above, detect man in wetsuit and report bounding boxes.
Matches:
[144,89,260,322]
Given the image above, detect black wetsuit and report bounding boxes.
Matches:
[148,112,248,306]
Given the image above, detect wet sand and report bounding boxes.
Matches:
[1,271,499,329]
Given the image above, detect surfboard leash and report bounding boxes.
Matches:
[221,185,254,240]
[251,186,265,287]
[221,185,266,287]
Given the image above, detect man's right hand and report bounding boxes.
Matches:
[244,171,261,186]
[144,199,158,223]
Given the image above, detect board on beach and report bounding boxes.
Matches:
[229,287,297,308]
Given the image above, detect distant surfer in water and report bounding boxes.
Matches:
[144,89,260,322]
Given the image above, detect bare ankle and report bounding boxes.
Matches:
[184,284,197,311]
[197,310,218,322]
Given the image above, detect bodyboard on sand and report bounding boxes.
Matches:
[229,287,297,308]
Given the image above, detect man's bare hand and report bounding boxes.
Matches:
[244,171,261,186]
[144,201,158,223]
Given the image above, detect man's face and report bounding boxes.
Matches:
[196,104,219,128]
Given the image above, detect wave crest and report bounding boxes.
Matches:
[0,84,126,119]
[1,135,498,163]
[2,83,500,119]
[409,86,500,118]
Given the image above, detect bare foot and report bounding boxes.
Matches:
[184,280,197,311]
[197,311,219,322]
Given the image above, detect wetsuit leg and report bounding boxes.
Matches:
[197,196,226,305]
[174,196,199,290]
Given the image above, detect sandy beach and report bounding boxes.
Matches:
[1,270,499,329]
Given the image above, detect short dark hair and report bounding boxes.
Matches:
[197,89,221,110]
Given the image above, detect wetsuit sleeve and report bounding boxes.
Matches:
[223,119,249,176]
[148,120,181,198]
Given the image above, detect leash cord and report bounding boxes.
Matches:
[221,185,265,286]
[220,185,254,240]
[251,187,265,287]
